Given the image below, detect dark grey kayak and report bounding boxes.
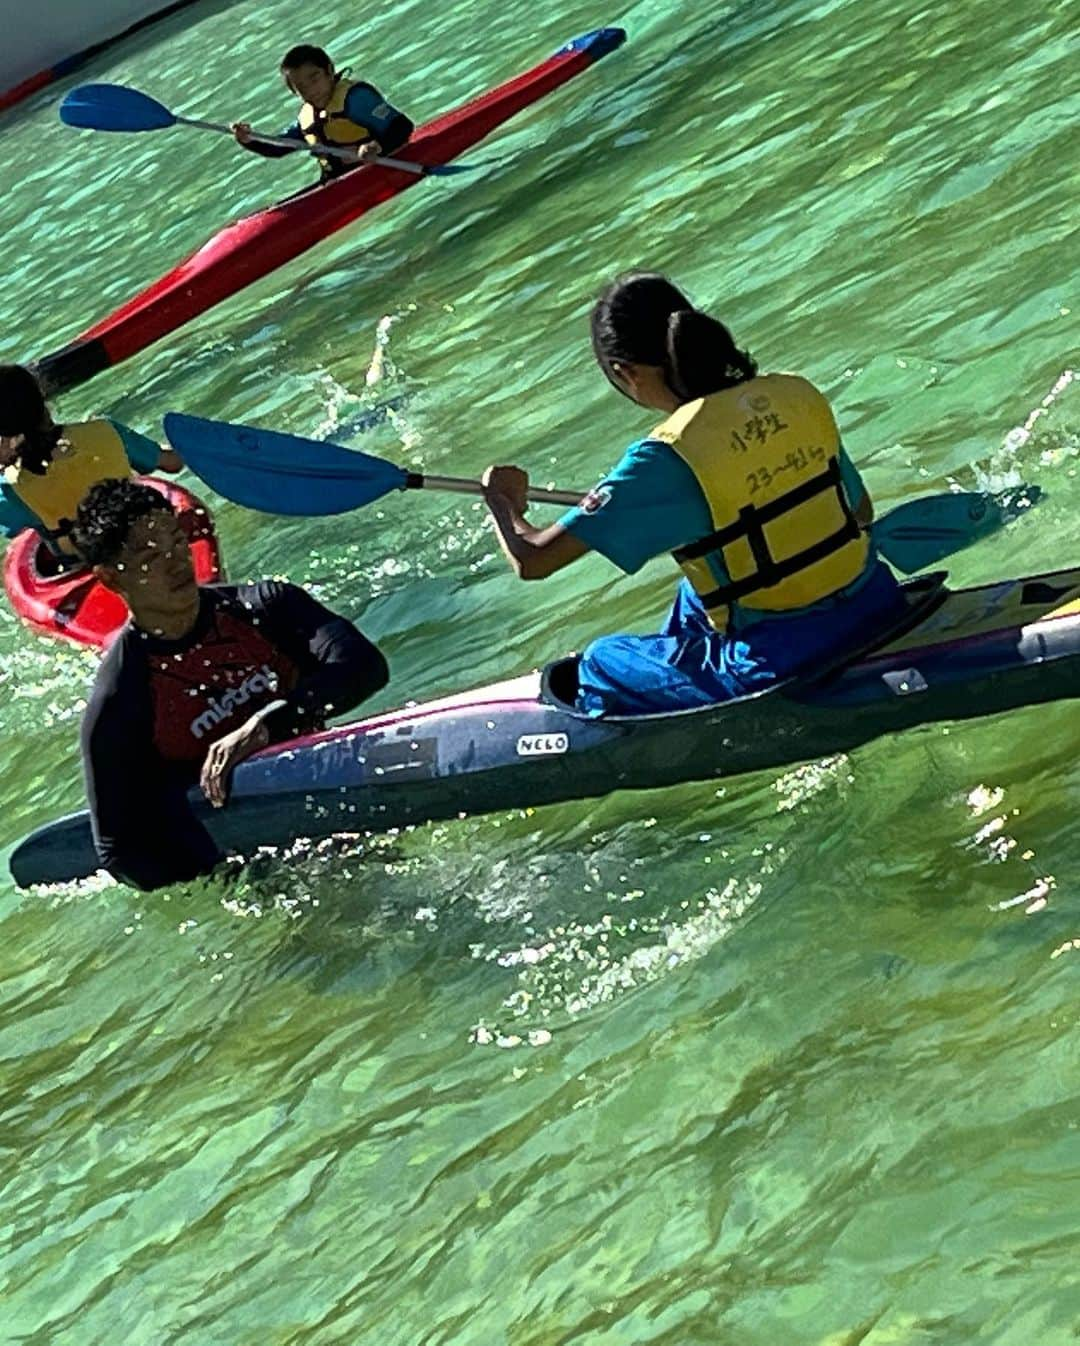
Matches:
[12,564,1080,888]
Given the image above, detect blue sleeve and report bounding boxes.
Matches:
[343,85,388,136]
[107,420,161,475]
[559,439,714,574]
[0,481,39,537]
[838,443,867,510]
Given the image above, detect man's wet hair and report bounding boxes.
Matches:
[73,479,174,567]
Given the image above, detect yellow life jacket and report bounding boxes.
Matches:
[7,420,133,556]
[654,374,869,632]
[298,76,374,176]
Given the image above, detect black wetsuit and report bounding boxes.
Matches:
[81,582,388,891]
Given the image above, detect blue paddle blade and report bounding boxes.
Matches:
[59,83,178,132]
[164,414,410,516]
[873,485,1043,573]
[419,159,496,176]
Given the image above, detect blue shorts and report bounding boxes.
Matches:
[576,562,906,717]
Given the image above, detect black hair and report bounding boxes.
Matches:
[0,364,62,474]
[589,272,758,402]
[280,44,334,72]
[73,478,174,567]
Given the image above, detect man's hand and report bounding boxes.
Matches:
[200,716,270,809]
[482,464,530,515]
[353,140,382,164]
[232,121,256,145]
[156,446,184,474]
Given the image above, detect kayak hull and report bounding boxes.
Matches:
[3,477,221,648]
[33,27,627,395]
[12,563,1080,887]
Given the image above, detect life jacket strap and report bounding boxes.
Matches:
[38,517,76,553]
[306,79,379,145]
[673,458,862,606]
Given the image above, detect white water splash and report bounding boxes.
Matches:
[977,368,1077,488]
[310,309,422,451]
[470,871,765,1049]
[1001,368,1076,455]
[364,312,399,387]
[773,754,852,812]
[960,783,1056,915]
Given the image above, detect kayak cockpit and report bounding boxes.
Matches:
[29,540,86,584]
[536,573,951,722]
[540,656,582,712]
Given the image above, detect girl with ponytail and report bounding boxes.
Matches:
[482,272,905,716]
[0,365,185,562]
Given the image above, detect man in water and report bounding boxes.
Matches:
[233,44,413,181]
[74,478,389,891]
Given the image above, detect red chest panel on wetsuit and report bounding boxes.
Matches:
[149,608,300,763]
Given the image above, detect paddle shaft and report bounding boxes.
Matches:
[174,114,426,174]
[413,473,582,506]
[163,413,1041,562]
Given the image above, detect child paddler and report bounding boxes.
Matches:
[0,364,183,562]
[480,273,908,717]
[232,44,414,182]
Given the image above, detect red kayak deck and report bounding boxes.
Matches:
[3,477,221,649]
[34,28,626,395]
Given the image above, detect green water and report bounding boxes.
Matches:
[1,0,1079,1340]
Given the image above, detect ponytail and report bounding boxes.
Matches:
[591,272,757,402]
[664,308,757,401]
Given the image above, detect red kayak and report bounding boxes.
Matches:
[3,477,222,649]
[34,27,626,395]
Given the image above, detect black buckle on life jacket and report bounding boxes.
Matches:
[38,516,76,559]
[672,458,861,607]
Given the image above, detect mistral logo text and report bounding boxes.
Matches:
[516,733,569,757]
[190,665,278,740]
